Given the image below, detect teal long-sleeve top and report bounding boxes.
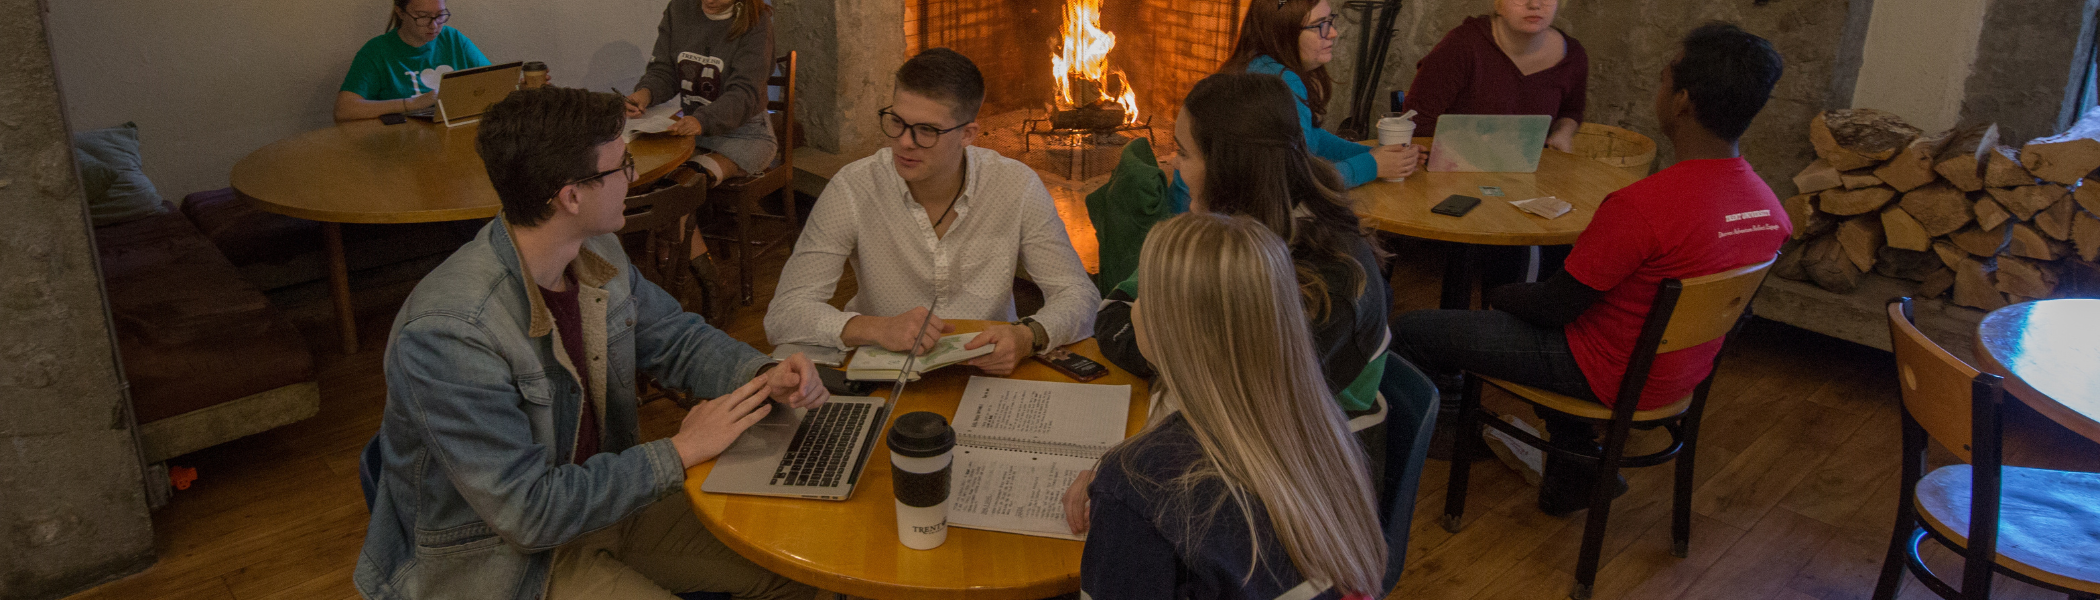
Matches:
[1168,55,1376,212]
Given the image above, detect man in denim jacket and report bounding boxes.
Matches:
[354,87,825,600]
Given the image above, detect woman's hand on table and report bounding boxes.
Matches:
[669,116,705,137]
[1373,143,1422,179]
[1062,469,1096,534]
[406,91,438,111]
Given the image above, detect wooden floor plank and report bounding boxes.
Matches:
[1691,399,1865,530]
[1674,508,1842,600]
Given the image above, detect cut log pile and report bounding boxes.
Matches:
[1776,108,2100,309]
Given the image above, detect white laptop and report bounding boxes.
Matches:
[1425,114,1554,173]
[405,61,522,127]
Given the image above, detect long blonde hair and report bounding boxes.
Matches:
[1125,213,1386,595]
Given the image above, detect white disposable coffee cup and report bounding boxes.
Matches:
[888,411,956,550]
[1375,114,1417,182]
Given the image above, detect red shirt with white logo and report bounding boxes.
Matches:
[1563,157,1789,409]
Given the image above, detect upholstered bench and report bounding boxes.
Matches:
[94,200,319,465]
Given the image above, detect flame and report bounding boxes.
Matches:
[1050,0,1139,125]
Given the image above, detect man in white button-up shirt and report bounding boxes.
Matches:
[764,48,1100,375]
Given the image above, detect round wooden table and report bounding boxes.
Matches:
[1975,299,2100,443]
[230,118,692,353]
[683,321,1151,599]
[1354,137,1642,309]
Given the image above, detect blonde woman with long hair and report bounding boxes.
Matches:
[1076,213,1386,600]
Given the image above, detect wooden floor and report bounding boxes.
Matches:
[65,219,2088,600]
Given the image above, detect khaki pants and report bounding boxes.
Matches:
[548,496,816,600]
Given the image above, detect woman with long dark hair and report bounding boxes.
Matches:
[334,0,490,122]
[1161,0,1418,212]
[1099,71,1390,422]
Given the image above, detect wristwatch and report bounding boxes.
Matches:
[1013,318,1049,354]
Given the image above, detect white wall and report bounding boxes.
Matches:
[1850,0,1990,133]
[48,0,673,199]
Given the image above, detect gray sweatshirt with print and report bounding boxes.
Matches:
[635,1,773,135]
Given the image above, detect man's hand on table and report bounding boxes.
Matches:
[843,307,953,353]
[763,353,829,409]
[672,377,773,468]
[963,322,1034,376]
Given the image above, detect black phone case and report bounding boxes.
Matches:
[1039,353,1108,382]
[1432,194,1482,216]
[380,113,407,125]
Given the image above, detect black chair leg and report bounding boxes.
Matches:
[1671,424,1696,558]
[1441,374,1484,533]
[1573,417,1634,600]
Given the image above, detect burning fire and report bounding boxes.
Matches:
[1050,0,1140,125]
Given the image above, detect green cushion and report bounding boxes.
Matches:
[74,122,169,227]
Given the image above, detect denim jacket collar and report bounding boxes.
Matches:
[492,214,621,339]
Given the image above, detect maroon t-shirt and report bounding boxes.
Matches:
[1403,15,1589,136]
[1563,158,1789,409]
[539,275,601,463]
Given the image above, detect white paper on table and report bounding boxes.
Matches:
[625,101,683,136]
[1510,196,1574,219]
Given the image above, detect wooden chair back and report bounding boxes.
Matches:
[1885,299,1990,463]
[762,52,796,177]
[621,166,709,234]
[1655,259,1774,353]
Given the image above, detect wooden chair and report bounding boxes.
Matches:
[1442,258,1774,600]
[618,163,716,318]
[702,51,799,305]
[1872,297,2100,600]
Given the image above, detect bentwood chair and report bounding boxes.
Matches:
[619,162,722,322]
[702,51,799,305]
[1442,258,1774,600]
[1872,297,2100,600]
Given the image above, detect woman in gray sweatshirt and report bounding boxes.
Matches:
[624,0,776,184]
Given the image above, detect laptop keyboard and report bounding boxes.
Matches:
[770,402,871,488]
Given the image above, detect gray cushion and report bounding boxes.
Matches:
[74,122,169,227]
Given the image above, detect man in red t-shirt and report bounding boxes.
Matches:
[1393,22,1788,516]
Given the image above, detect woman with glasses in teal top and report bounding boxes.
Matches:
[334,0,490,122]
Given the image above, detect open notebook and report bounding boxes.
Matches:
[945,376,1132,541]
[845,333,994,381]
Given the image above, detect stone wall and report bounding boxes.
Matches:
[776,0,843,152]
[1,0,157,597]
[1959,0,2100,144]
[1326,0,1874,196]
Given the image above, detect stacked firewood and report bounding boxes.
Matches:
[1774,108,2100,309]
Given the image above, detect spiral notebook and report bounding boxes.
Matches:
[944,376,1131,540]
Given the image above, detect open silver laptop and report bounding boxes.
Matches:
[702,304,939,500]
[405,61,522,127]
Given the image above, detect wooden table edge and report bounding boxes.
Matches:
[1357,213,1585,246]
[1972,322,2100,444]
[682,322,1140,599]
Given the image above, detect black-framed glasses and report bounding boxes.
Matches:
[878,107,973,149]
[402,10,451,27]
[572,153,636,188]
[1302,16,1336,37]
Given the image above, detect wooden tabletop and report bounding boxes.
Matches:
[683,321,1151,599]
[1975,299,2100,443]
[230,118,693,224]
[1352,137,1642,246]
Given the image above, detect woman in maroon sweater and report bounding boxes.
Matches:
[1404,0,1588,153]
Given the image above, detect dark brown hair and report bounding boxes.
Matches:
[475,87,628,227]
[385,0,413,32]
[1221,0,1334,123]
[1182,72,1371,318]
[896,48,986,124]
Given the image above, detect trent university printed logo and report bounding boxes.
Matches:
[676,52,727,106]
[912,522,946,535]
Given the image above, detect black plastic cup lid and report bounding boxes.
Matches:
[887,411,955,458]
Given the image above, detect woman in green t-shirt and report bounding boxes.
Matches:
[333,0,491,122]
